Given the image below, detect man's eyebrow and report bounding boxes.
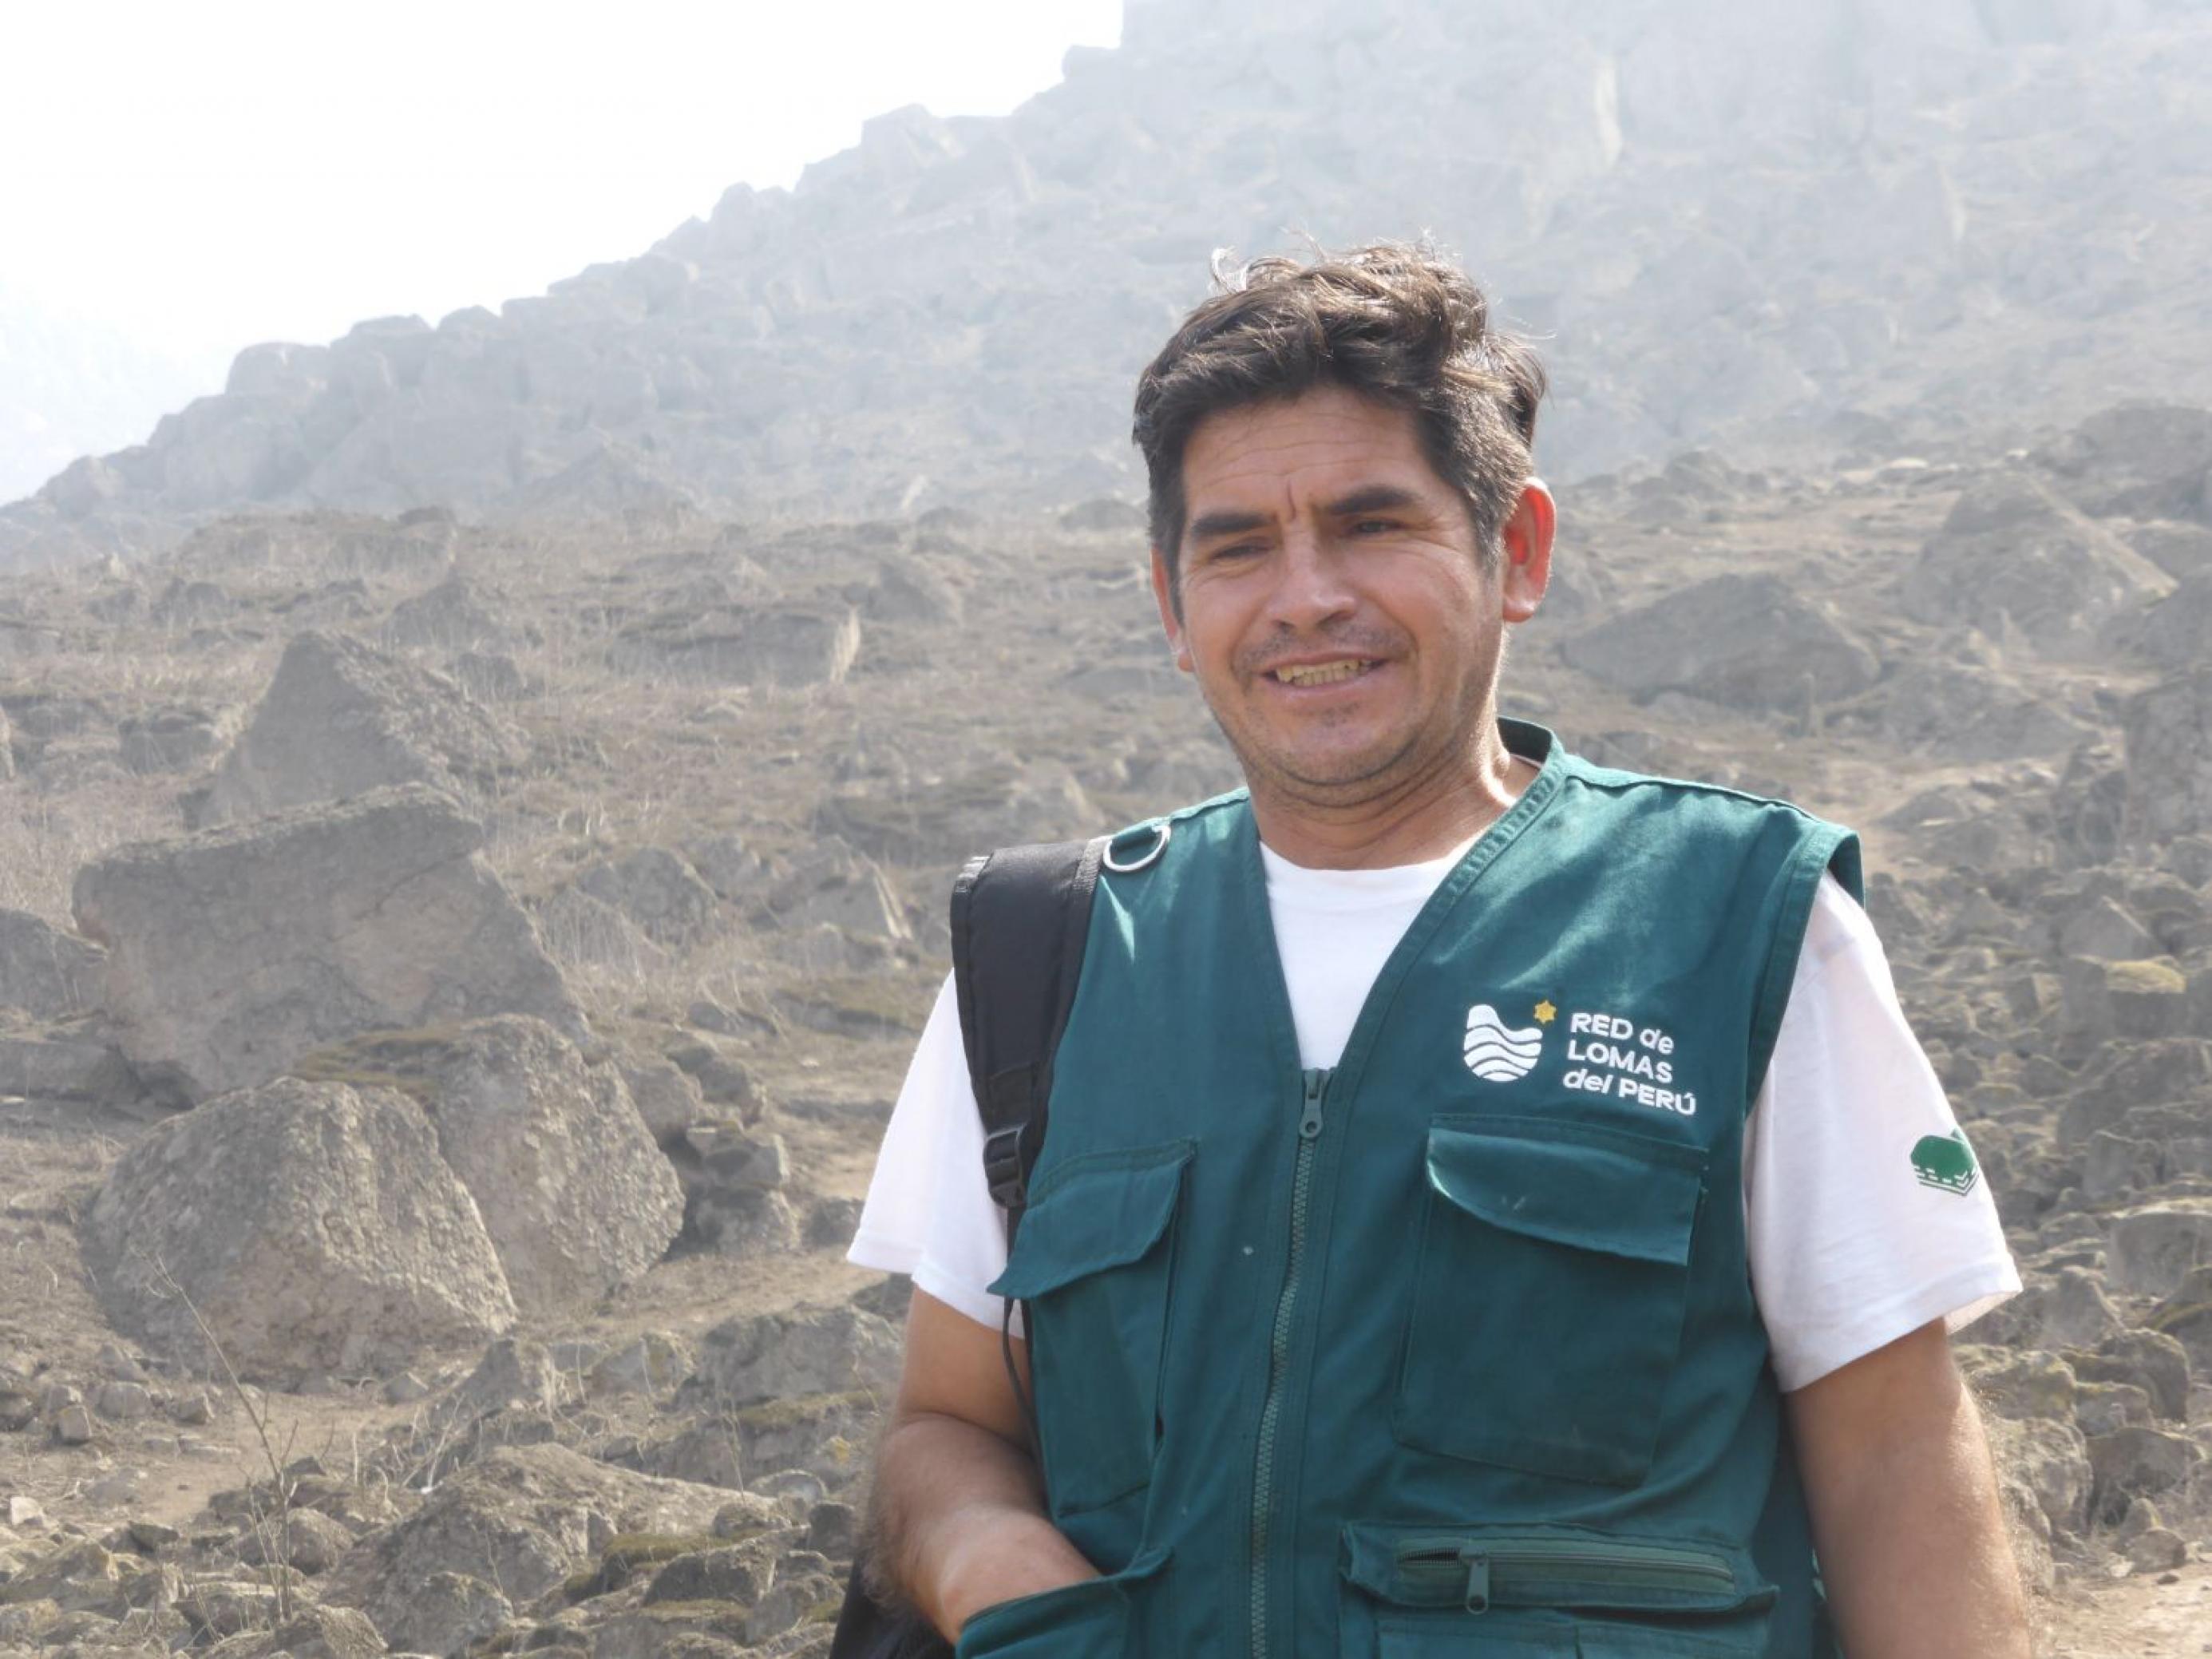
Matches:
[1324,484,1425,517]
[1185,508,1270,543]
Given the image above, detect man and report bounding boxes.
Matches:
[849,244,2027,1657]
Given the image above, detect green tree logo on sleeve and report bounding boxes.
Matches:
[1910,1132,1980,1196]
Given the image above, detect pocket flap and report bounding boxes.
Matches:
[1424,1119,1704,1267]
[1342,1521,1773,1617]
[989,1140,1194,1301]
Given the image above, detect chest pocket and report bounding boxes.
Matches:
[1393,1116,1707,1488]
[991,1138,1194,1518]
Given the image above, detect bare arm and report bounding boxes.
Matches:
[1787,1318,2028,1657]
[869,1288,1098,1639]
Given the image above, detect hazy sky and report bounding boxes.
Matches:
[1,0,1122,382]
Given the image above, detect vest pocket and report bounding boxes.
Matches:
[1339,1522,1773,1657]
[953,1546,1169,1658]
[989,1139,1195,1516]
[1393,1116,1707,1487]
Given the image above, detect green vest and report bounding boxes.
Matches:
[958,723,1862,1659]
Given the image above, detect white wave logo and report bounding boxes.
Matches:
[1463,1003,1544,1083]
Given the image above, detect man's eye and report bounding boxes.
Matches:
[1209,543,1261,561]
[1351,519,1396,535]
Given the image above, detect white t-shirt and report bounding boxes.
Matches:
[851,842,2019,1392]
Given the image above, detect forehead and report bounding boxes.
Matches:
[1181,386,1445,514]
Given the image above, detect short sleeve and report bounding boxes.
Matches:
[1745,873,2020,1392]
[847,972,1015,1331]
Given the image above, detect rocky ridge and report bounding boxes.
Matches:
[6,0,2212,563]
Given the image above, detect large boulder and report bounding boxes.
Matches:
[189,630,524,828]
[292,1018,683,1313]
[79,1076,515,1380]
[324,1444,728,1649]
[2123,669,2212,848]
[0,909,104,1018]
[1913,475,2173,655]
[1558,572,1879,713]
[73,783,584,1102]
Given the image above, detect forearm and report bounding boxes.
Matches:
[1795,1343,2028,1657]
[870,1407,1098,1639]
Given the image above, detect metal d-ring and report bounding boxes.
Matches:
[1103,820,1172,873]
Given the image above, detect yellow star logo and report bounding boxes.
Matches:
[1533,1000,1557,1025]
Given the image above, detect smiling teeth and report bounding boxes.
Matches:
[1274,659,1370,687]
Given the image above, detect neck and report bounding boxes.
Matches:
[1247,718,1532,870]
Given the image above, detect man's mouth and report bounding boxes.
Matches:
[1269,658,1378,687]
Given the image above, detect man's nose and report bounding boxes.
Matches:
[1264,529,1357,632]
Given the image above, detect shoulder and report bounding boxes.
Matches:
[1553,746,1860,886]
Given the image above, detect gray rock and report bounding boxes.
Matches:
[643,1537,778,1606]
[2107,1202,2212,1298]
[746,1570,840,1645]
[227,1604,387,1658]
[576,848,722,948]
[376,1570,508,1657]
[0,1031,140,1107]
[236,1507,358,1575]
[2052,894,2161,963]
[446,1336,560,1418]
[191,630,523,829]
[1914,474,2174,655]
[687,1305,900,1410]
[79,1076,514,1379]
[667,1039,760,1112]
[2123,670,2212,849]
[1963,1348,2075,1422]
[2074,1380,2155,1438]
[2123,1526,2190,1573]
[588,1334,693,1398]
[1560,572,1879,712]
[865,554,962,624]
[1985,1414,2092,1539]
[616,1053,709,1146]
[0,909,104,1019]
[761,848,909,944]
[2068,1330,2194,1424]
[384,572,512,652]
[805,1502,857,1558]
[607,604,861,688]
[117,707,226,775]
[293,1018,681,1315]
[2149,1266,2212,1376]
[2087,1425,2203,1523]
[323,1443,727,1644]
[531,885,671,979]
[73,784,584,1103]
[91,1381,151,1421]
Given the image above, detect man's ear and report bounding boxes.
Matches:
[1498,480,1556,625]
[1150,545,1193,671]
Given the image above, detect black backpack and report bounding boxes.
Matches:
[828,836,1109,1659]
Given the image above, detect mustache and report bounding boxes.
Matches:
[1235,628,1406,679]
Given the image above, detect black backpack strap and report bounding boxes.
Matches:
[951,836,1108,1243]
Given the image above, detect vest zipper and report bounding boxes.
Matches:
[1249,1066,1329,1659]
[1391,1535,1737,1612]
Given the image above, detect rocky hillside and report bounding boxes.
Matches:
[0,394,2209,1653]
[7,0,2212,564]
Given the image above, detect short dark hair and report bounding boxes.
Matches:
[1132,241,1546,590]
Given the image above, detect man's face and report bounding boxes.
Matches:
[1151,386,1552,808]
